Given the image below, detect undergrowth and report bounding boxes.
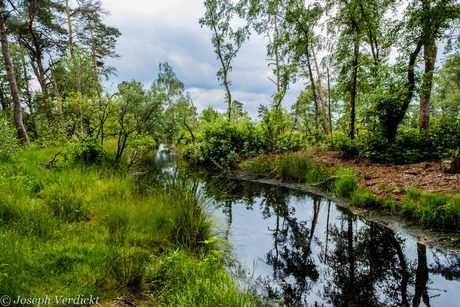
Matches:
[0,146,258,305]
[239,151,459,231]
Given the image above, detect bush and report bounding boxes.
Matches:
[363,119,460,164]
[351,189,381,208]
[335,133,362,159]
[180,121,267,166]
[0,115,21,161]
[69,138,103,164]
[335,169,357,198]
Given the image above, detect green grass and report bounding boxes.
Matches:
[402,190,460,229]
[237,150,459,231]
[0,146,258,305]
[146,248,258,306]
[240,151,331,184]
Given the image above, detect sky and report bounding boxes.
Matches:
[101,0,305,119]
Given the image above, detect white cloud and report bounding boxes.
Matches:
[100,0,306,114]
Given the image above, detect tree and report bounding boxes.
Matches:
[377,0,460,140]
[200,0,249,122]
[75,0,121,83]
[325,0,396,139]
[114,80,161,163]
[0,4,28,143]
[432,52,460,122]
[412,0,460,131]
[11,0,67,121]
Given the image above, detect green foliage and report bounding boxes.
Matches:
[239,155,276,178]
[276,151,330,183]
[363,119,460,164]
[108,247,150,288]
[0,115,21,161]
[350,189,381,208]
[334,169,357,198]
[146,248,258,306]
[402,191,460,230]
[0,146,250,303]
[335,132,362,159]
[68,137,103,164]
[181,121,267,166]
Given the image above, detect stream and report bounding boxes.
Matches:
[142,145,460,306]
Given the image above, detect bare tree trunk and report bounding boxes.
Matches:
[50,67,66,138]
[65,0,75,57]
[0,11,29,144]
[349,25,359,139]
[211,23,232,122]
[306,51,318,130]
[312,46,330,135]
[419,37,437,132]
[327,67,334,149]
[21,53,38,139]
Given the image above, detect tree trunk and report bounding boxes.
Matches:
[419,38,437,132]
[65,0,74,57]
[349,24,359,139]
[312,47,330,135]
[306,51,318,130]
[50,67,66,138]
[387,40,424,140]
[27,19,52,122]
[327,67,334,149]
[0,11,29,144]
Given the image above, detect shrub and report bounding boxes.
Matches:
[69,138,103,164]
[335,133,362,159]
[0,115,21,161]
[350,189,380,208]
[363,119,460,164]
[180,121,267,166]
[335,169,357,198]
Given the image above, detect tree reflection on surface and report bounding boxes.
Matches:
[139,147,460,306]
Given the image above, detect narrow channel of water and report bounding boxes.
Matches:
[143,145,460,306]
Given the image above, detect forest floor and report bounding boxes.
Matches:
[310,150,460,201]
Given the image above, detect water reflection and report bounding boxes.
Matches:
[139,146,460,306]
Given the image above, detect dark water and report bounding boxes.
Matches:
[143,145,460,307]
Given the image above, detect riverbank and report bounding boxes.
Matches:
[0,147,258,306]
[236,150,460,253]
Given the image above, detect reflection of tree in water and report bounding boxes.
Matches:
[247,191,323,306]
[137,149,460,306]
[198,177,460,306]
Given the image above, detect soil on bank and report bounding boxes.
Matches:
[311,150,460,201]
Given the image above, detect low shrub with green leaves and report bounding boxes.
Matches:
[362,119,460,164]
[68,137,104,164]
[335,133,362,159]
[0,115,21,161]
[180,121,267,166]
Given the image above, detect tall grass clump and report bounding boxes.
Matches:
[0,145,255,304]
[334,169,358,198]
[401,191,460,229]
[239,154,276,178]
[350,189,381,208]
[278,151,313,182]
[147,248,258,306]
[276,151,330,184]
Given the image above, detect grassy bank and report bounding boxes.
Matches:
[239,151,460,231]
[0,146,258,305]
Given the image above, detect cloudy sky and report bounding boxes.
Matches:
[101,0,305,119]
